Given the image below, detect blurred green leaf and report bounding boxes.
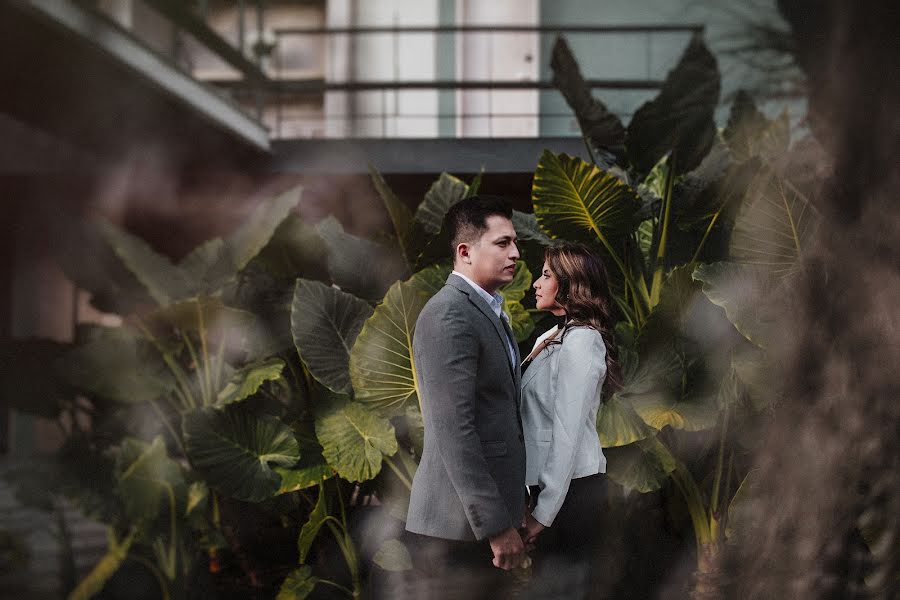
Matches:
[115,436,186,522]
[724,92,790,163]
[626,34,720,177]
[253,214,330,282]
[55,326,175,405]
[316,216,408,303]
[604,437,676,493]
[729,167,819,278]
[597,393,656,448]
[297,484,329,563]
[414,173,469,235]
[99,220,191,305]
[370,165,417,269]
[550,35,626,168]
[216,357,285,407]
[498,261,535,342]
[373,538,413,572]
[183,405,299,502]
[291,279,373,395]
[277,565,319,600]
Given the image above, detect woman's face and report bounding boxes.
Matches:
[533,261,565,316]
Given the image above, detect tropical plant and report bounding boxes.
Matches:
[549,32,820,598]
[0,30,816,600]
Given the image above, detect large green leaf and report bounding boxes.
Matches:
[49,215,151,314]
[115,437,186,522]
[550,35,626,167]
[414,173,469,235]
[407,263,451,297]
[626,34,720,177]
[630,267,721,431]
[178,237,232,294]
[350,278,429,415]
[55,326,176,405]
[215,357,285,407]
[275,432,334,494]
[532,151,641,248]
[373,538,413,572]
[275,462,334,494]
[512,210,552,246]
[498,261,535,342]
[692,262,782,348]
[723,91,790,163]
[251,213,330,282]
[0,339,73,418]
[604,437,676,493]
[227,185,303,273]
[144,296,258,335]
[597,393,656,448]
[297,483,329,563]
[68,528,137,600]
[314,398,398,482]
[370,165,416,268]
[291,279,374,395]
[729,167,819,278]
[183,405,300,502]
[676,156,760,231]
[277,566,319,600]
[316,216,408,302]
[99,220,191,305]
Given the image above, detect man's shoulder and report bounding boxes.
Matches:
[417,284,474,326]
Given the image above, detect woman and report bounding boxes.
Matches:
[519,243,621,596]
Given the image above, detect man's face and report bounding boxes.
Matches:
[465,215,519,294]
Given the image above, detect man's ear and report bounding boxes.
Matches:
[456,242,472,265]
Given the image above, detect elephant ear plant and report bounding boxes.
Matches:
[549,33,822,597]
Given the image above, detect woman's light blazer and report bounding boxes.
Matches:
[520,324,607,527]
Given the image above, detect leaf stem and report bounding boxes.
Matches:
[383,455,412,491]
[650,152,677,306]
[197,301,214,406]
[137,320,197,410]
[148,399,185,456]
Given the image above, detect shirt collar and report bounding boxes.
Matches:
[452,270,504,318]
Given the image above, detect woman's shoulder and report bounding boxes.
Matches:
[561,325,606,350]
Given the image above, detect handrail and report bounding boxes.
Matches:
[274,24,704,36]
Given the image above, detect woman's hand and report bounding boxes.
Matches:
[523,512,545,548]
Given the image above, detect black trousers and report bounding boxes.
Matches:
[526,473,608,599]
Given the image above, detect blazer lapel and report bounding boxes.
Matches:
[446,275,517,384]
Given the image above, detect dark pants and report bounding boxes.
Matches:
[395,531,514,600]
[526,473,608,599]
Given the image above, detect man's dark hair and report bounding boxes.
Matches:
[442,195,513,260]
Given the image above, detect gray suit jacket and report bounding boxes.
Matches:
[406,274,526,541]
[520,325,607,527]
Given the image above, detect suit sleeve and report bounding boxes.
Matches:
[414,305,516,540]
[532,328,606,527]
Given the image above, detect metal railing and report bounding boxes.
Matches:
[84,1,702,140]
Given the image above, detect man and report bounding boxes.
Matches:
[405,196,527,594]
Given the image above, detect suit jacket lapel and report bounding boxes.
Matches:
[446,275,517,384]
[499,314,522,391]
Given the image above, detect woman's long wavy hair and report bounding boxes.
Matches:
[544,243,623,397]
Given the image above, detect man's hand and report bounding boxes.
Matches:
[488,527,526,570]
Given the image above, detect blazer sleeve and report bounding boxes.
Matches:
[414,304,516,540]
[532,328,606,527]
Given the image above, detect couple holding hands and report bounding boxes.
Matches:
[403,196,620,599]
